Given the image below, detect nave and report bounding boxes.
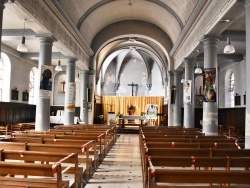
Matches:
[85,134,143,188]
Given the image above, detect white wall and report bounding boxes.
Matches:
[219,60,246,108]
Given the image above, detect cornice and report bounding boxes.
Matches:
[14,0,93,70]
[171,0,237,70]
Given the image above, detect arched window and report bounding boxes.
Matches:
[29,70,35,104]
[229,72,235,107]
[0,60,3,101]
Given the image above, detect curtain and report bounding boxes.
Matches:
[102,96,163,125]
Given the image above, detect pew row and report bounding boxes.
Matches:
[0,161,69,188]
[0,141,94,182]
[148,169,250,187]
[0,150,83,188]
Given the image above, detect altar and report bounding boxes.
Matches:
[50,116,79,125]
[119,115,147,128]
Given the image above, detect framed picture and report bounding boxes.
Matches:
[88,103,92,112]
[11,89,18,100]
[196,99,203,107]
[22,91,29,101]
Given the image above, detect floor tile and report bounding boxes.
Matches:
[85,134,143,188]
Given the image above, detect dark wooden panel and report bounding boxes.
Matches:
[94,103,103,124]
[50,106,80,117]
[0,102,36,124]
[218,107,245,132]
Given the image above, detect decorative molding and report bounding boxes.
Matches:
[15,0,93,70]
[172,0,237,69]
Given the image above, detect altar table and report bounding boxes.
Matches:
[119,115,147,128]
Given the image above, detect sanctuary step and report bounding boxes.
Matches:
[116,125,139,134]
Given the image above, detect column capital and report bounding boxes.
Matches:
[65,57,77,64]
[88,69,96,75]
[183,58,195,66]
[202,36,219,47]
[173,70,183,76]
[36,34,57,43]
[167,70,174,76]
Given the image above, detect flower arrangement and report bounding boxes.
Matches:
[127,105,136,111]
[127,105,136,115]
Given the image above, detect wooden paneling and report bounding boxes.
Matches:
[50,106,80,117]
[0,102,36,124]
[218,107,245,132]
[94,103,103,124]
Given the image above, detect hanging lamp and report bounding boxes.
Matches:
[55,49,62,71]
[17,19,28,52]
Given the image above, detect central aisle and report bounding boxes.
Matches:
[85,134,143,188]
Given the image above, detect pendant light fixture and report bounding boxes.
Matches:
[17,19,28,52]
[194,63,202,74]
[55,48,62,71]
[224,30,235,54]
[75,71,80,82]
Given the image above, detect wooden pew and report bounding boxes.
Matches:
[148,156,250,170]
[53,124,117,144]
[0,176,68,188]
[0,149,82,188]
[148,169,250,187]
[0,161,69,188]
[144,141,244,149]
[12,132,106,160]
[7,133,100,166]
[0,141,94,182]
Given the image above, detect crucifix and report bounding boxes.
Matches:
[61,81,66,93]
[127,82,138,96]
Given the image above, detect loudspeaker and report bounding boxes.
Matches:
[87,88,91,102]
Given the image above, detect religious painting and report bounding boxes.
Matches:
[11,89,18,100]
[39,65,53,98]
[88,103,92,112]
[183,80,192,105]
[22,91,29,101]
[146,104,158,117]
[203,68,216,102]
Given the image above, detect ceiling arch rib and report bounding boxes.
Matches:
[79,3,181,45]
[100,49,125,86]
[96,38,168,73]
[76,0,184,31]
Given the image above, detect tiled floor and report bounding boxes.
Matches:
[85,134,143,188]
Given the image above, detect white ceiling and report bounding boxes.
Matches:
[0,0,246,71]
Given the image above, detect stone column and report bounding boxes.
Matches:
[202,37,219,135]
[80,70,89,123]
[88,69,95,124]
[64,57,77,125]
[173,70,183,126]
[35,36,54,131]
[245,0,250,148]
[183,58,195,128]
[0,0,7,55]
[168,71,174,126]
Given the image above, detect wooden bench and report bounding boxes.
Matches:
[0,141,94,182]
[148,169,250,187]
[0,149,83,187]
[0,125,11,135]
[12,132,106,161]
[0,161,69,188]
[0,176,69,188]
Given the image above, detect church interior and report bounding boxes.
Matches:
[0,0,250,187]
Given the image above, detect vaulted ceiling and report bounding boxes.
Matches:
[1,0,246,77]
